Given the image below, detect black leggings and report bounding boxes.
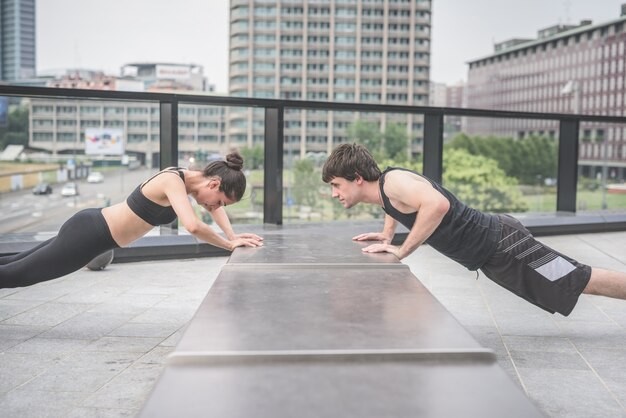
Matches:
[0,208,119,288]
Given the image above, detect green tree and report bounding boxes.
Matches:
[347,120,382,155]
[0,106,29,151]
[292,157,322,208]
[447,133,557,185]
[443,148,527,212]
[239,145,264,170]
[382,122,408,162]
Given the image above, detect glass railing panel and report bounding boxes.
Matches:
[577,121,626,214]
[175,103,264,229]
[2,95,158,235]
[282,108,423,223]
[443,116,560,214]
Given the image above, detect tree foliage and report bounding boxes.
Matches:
[442,149,527,212]
[346,120,382,156]
[346,120,408,161]
[382,122,408,162]
[0,106,29,151]
[292,157,322,208]
[447,133,557,185]
[239,145,264,170]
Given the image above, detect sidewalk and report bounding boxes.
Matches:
[0,231,625,417]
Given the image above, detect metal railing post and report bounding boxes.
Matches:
[160,100,179,231]
[423,112,444,184]
[264,107,284,225]
[557,118,580,212]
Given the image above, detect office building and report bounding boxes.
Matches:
[121,63,212,92]
[0,0,35,81]
[466,6,626,180]
[28,98,227,168]
[228,0,432,157]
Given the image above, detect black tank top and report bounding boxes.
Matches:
[379,167,501,270]
[126,168,185,226]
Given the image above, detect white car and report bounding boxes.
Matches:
[87,172,104,183]
[61,182,79,197]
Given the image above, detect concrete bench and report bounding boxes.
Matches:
[139,225,543,417]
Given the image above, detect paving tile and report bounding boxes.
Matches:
[0,288,21,298]
[518,368,624,418]
[108,322,181,338]
[0,353,61,392]
[495,314,562,337]
[0,299,45,321]
[86,302,151,317]
[557,321,626,350]
[39,312,133,340]
[577,347,626,381]
[0,323,48,340]
[128,307,196,327]
[0,389,87,418]
[54,287,126,305]
[158,327,185,347]
[84,336,162,353]
[6,337,91,355]
[0,338,26,351]
[65,407,137,418]
[81,362,163,410]
[2,277,94,302]
[95,293,167,309]
[509,350,590,371]
[502,335,577,353]
[21,351,142,393]
[600,378,626,410]
[2,302,92,327]
[136,346,174,365]
[578,233,626,264]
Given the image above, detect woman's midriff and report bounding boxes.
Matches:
[101,202,155,247]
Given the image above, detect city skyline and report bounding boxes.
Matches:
[36,0,625,91]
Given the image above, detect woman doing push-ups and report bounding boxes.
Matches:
[0,152,263,289]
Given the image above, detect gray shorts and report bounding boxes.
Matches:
[480,214,591,316]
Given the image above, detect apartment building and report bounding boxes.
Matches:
[28,99,227,168]
[228,0,432,157]
[466,6,626,180]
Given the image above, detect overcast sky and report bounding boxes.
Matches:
[37,0,624,91]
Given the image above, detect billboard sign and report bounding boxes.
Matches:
[156,64,191,80]
[0,97,8,128]
[84,128,124,155]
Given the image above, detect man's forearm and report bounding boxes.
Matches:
[382,215,397,241]
[397,205,446,259]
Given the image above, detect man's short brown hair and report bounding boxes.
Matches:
[322,143,382,183]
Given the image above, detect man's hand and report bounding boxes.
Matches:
[352,232,392,244]
[361,243,401,259]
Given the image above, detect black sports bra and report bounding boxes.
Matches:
[126,168,185,226]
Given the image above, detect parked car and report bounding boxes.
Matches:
[32,183,52,195]
[87,171,104,183]
[61,182,79,197]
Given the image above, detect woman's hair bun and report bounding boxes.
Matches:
[225,152,244,171]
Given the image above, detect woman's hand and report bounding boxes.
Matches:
[352,232,392,244]
[231,232,264,242]
[228,235,264,250]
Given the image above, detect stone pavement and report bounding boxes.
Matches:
[1,231,625,417]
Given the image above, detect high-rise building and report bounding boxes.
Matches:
[466,6,626,180]
[0,0,36,81]
[228,0,432,157]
